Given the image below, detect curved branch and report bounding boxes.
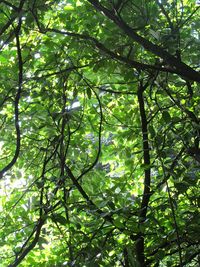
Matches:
[44,28,179,75]
[0,19,23,179]
[0,0,26,40]
[76,76,103,181]
[8,218,45,267]
[87,0,200,82]
[64,165,113,224]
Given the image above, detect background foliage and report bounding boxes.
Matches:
[0,0,200,266]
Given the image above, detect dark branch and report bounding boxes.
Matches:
[87,0,200,82]
[0,18,23,179]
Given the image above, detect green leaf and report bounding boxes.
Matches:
[51,214,68,225]
[114,218,124,229]
[155,249,165,260]
[63,5,75,11]
[0,55,7,63]
[162,111,171,123]
[86,88,92,99]
[0,1,199,265]
[149,125,156,138]
[174,182,189,193]
[107,200,115,210]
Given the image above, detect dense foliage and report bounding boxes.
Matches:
[0,0,200,266]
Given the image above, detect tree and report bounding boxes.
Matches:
[0,0,199,266]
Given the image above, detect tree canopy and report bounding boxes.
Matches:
[0,0,200,266]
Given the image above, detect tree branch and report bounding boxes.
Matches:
[0,18,23,179]
[87,0,200,82]
[135,81,152,266]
